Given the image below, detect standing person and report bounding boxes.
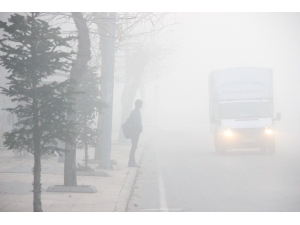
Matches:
[127,99,143,167]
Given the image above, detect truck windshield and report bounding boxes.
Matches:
[220,102,271,119]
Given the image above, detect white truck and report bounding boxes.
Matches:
[209,67,281,154]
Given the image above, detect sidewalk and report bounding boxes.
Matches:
[0,129,151,212]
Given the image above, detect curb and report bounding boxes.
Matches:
[113,140,147,212]
[113,165,139,211]
[46,184,97,193]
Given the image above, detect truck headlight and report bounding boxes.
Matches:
[265,127,274,135]
[224,128,233,137]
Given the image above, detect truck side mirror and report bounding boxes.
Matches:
[275,112,281,121]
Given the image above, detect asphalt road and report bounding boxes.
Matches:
[127,127,300,212]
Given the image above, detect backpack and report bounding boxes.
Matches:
[122,119,132,139]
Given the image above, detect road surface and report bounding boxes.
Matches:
[127,126,300,212]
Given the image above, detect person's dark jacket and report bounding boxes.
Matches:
[128,107,143,135]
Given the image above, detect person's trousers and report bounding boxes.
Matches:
[129,133,140,163]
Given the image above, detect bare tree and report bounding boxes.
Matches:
[64,12,91,186]
[42,12,176,170]
[93,12,117,168]
[91,12,170,160]
[114,13,177,143]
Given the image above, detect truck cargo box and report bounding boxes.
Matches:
[209,67,273,101]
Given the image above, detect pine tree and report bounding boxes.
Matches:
[76,66,105,170]
[0,13,75,212]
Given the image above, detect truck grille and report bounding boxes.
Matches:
[232,128,264,139]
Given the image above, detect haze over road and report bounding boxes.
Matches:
[127,126,300,212]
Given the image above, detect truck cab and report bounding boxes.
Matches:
[209,67,281,154]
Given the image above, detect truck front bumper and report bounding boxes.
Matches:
[218,128,275,149]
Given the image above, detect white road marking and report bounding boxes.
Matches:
[158,171,169,212]
[154,134,169,212]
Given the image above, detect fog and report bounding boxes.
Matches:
[2,12,299,148]
[112,12,300,151]
[118,13,300,212]
[1,12,300,213]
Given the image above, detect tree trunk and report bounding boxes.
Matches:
[64,12,91,186]
[32,80,43,212]
[94,13,108,161]
[94,114,103,161]
[94,13,117,168]
[64,112,77,186]
[33,138,42,212]
[100,12,117,169]
[84,116,88,169]
[31,18,43,212]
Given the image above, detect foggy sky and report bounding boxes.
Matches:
[125,13,300,143]
[1,12,300,149]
